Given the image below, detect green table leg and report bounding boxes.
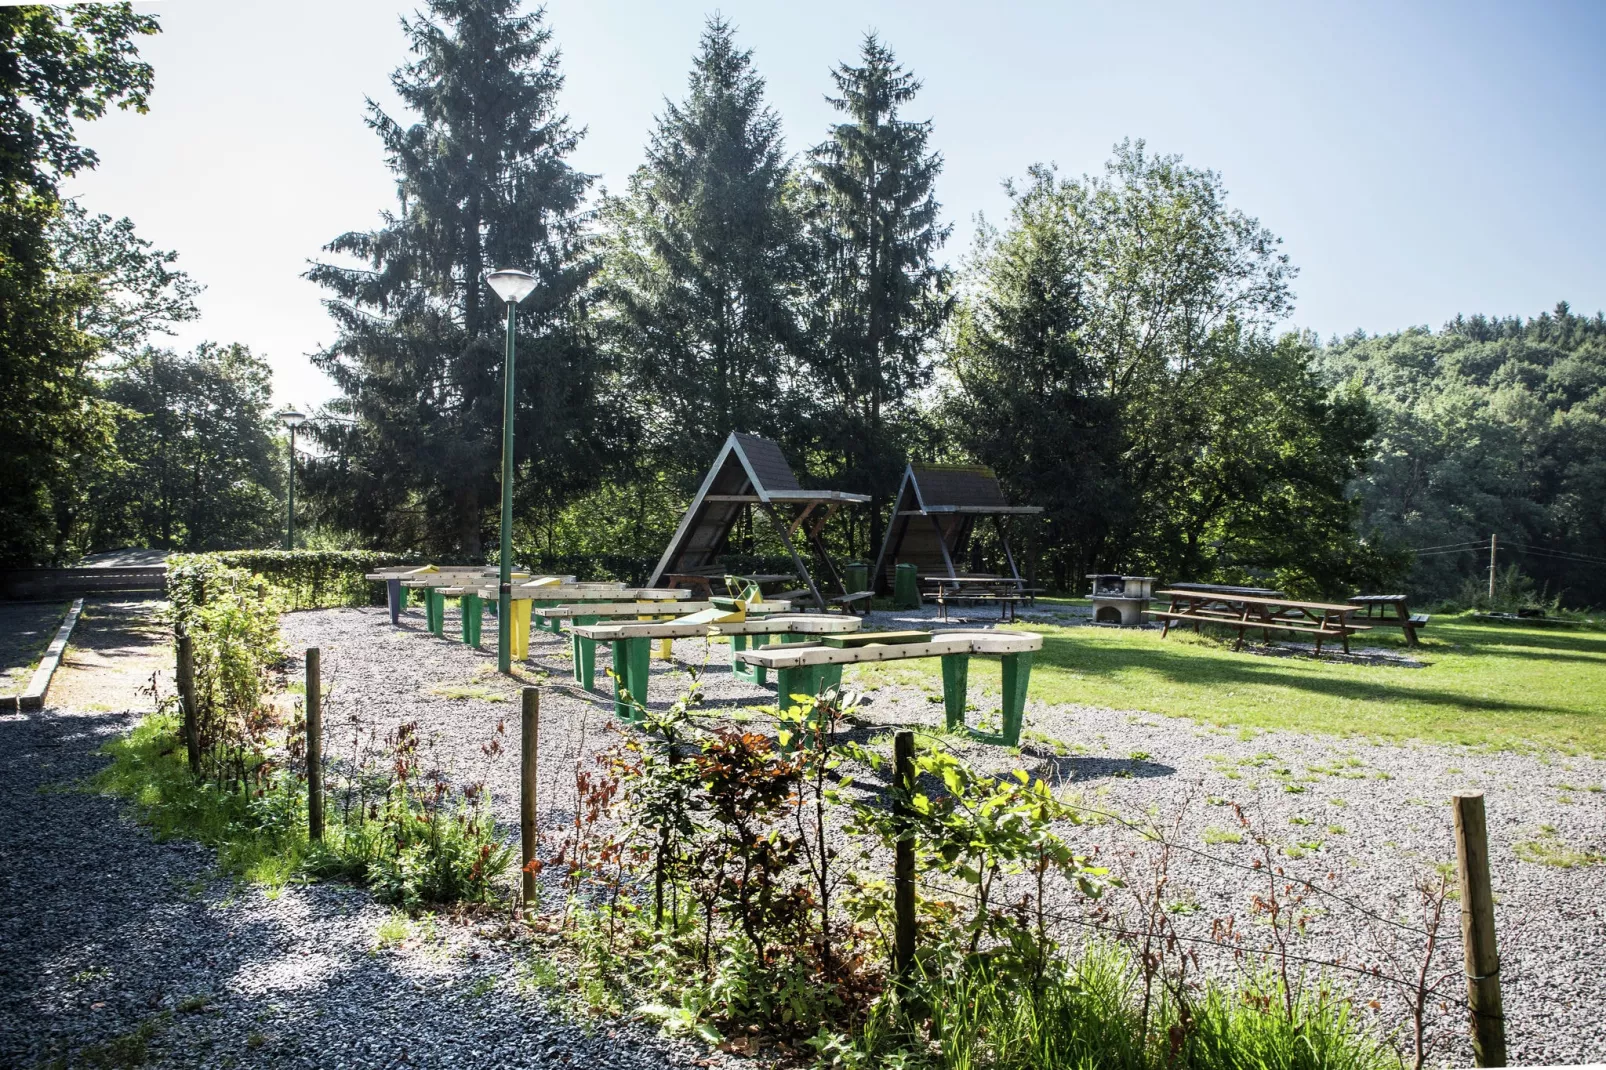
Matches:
[429,590,445,636]
[775,665,815,709]
[539,600,562,633]
[941,653,970,734]
[572,615,598,688]
[999,652,1033,748]
[612,637,652,721]
[731,633,772,684]
[461,593,482,647]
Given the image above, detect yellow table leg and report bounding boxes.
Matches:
[511,600,532,661]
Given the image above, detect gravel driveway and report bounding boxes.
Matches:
[275,603,1606,1066]
[0,601,697,1070]
[6,599,1602,1066]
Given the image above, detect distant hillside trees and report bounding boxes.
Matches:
[941,148,1384,595]
[86,344,282,551]
[1318,304,1606,606]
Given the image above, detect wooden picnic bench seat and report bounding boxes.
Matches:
[738,629,1043,747]
[534,599,792,688]
[387,569,538,634]
[1347,594,1429,647]
[571,614,862,719]
[1153,589,1371,655]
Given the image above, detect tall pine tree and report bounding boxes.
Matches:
[597,17,803,484]
[306,0,603,556]
[803,35,949,555]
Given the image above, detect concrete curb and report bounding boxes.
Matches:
[16,598,85,712]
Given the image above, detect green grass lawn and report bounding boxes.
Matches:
[849,613,1606,754]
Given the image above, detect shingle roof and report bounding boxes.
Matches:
[910,464,1010,509]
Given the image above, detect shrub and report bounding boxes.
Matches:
[171,550,426,610]
[543,685,1400,1069]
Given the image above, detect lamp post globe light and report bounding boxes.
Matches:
[486,269,537,674]
[276,409,308,550]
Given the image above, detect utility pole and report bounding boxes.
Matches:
[1488,533,1497,599]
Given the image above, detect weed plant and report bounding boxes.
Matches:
[103,564,511,907]
[538,685,1403,1069]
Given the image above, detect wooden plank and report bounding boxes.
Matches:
[572,614,862,642]
[739,628,1042,669]
[821,630,932,648]
[531,600,791,619]
[1155,590,1360,614]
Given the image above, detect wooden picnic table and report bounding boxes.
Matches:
[738,628,1042,747]
[1165,581,1285,598]
[919,574,1035,621]
[1348,594,1429,647]
[534,599,793,689]
[380,569,540,634]
[572,614,862,719]
[1152,589,1370,655]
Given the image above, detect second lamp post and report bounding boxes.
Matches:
[276,408,307,550]
[485,268,538,674]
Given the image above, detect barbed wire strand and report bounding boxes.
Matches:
[917,878,1461,998]
[906,728,1434,938]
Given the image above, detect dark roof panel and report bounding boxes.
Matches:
[733,433,802,493]
[911,464,1011,509]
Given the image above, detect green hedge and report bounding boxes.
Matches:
[166,550,807,614]
[168,550,425,611]
[517,553,799,587]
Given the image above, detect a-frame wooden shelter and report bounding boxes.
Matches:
[648,433,871,611]
[870,463,1043,593]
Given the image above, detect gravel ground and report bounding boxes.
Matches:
[0,600,69,698]
[0,601,701,1070]
[7,599,1602,1066]
[276,602,1606,1065]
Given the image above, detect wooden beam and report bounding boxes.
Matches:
[761,502,826,611]
[787,500,819,537]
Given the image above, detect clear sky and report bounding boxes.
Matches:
[64,0,1606,410]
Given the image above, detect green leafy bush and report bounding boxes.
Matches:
[543,686,1398,1069]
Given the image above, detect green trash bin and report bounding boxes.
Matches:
[844,561,869,594]
[893,562,921,610]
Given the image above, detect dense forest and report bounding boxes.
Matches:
[2,1,1601,608]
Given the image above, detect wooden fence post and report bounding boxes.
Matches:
[521,687,539,906]
[1453,790,1506,1067]
[306,647,323,841]
[176,633,199,775]
[894,729,916,979]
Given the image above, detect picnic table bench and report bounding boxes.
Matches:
[1152,589,1370,655]
[370,568,545,631]
[737,628,1042,747]
[1165,582,1285,598]
[463,583,692,658]
[533,599,793,688]
[572,614,862,720]
[417,576,604,647]
[920,575,1038,622]
[1348,594,1429,647]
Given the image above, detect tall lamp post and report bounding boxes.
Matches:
[276,409,308,550]
[485,269,538,674]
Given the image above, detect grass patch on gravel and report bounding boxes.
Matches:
[854,613,1606,753]
[96,713,512,906]
[1513,827,1605,868]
